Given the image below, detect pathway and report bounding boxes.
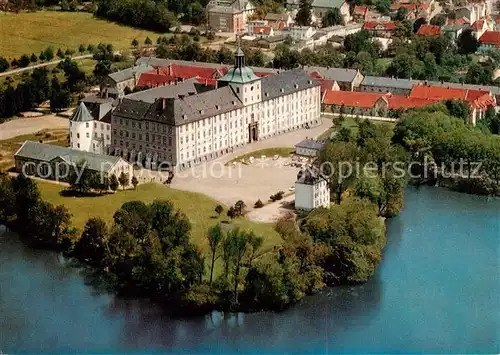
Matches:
[0,115,68,140]
[0,54,93,77]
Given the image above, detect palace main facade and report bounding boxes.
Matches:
[110,48,322,170]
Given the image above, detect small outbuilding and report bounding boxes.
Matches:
[294,138,325,157]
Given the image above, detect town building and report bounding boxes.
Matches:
[110,49,322,170]
[304,66,363,91]
[286,26,316,41]
[14,141,133,183]
[295,168,330,211]
[352,5,368,22]
[478,30,500,51]
[207,0,255,33]
[311,0,351,24]
[69,96,113,154]
[264,13,293,30]
[416,24,441,36]
[100,65,152,98]
[295,138,325,157]
[362,21,396,37]
[471,19,489,39]
[441,23,465,39]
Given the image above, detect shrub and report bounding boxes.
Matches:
[254,199,264,208]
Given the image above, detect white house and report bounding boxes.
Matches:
[69,97,113,154]
[110,48,322,170]
[295,138,325,157]
[287,26,316,41]
[295,168,330,211]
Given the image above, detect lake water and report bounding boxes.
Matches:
[0,187,499,354]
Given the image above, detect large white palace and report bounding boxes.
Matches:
[110,48,322,170]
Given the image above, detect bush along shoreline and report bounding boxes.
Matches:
[1,105,498,315]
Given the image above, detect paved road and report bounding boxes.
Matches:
[0,115,68,140]
[0,54,93,77]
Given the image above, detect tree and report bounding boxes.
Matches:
[375,0,390,15]
[445,100,471,122]
[322,8,342,27]
[0,174,16,226]
[0,57,9,73]
[131,176,138,190]
[87,44,95,53]
[30,53,38,63]
[144,37,152,46]
[78,44,86,54]
[207,224,223,284]
[131,38,139,48]
[93,60,112,79]
[319,141,359,204]
[19,55,30,67]
[465,63,492,85]
[110,174,119,191]
[214,204,223,217]
[430,14,446,26]
[295,0,312,26]
[39,51,47,61]
[56,48,65,59]
[234,200,246,216]
[118,171,129,190]
[395,7,408,21]
[227,228,250,305]
[44,47,54,61]
[73,217,109,265]
[457,28,479,54]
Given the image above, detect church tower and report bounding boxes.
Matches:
[217,47,262,106]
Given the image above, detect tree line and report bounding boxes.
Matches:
[156,35,266,67]
[393,105,500,195]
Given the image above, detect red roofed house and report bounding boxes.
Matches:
[362,21,397,37]
[471,19,488,39]
[352,5,368,22]
[409,84,496,124]
[322,90,390,116]
[136,64,229,89]
[416,24,441,36]
[264,13,293,30]
[478,31,500,51]
[251,25,274,38]
[390,2,417,20]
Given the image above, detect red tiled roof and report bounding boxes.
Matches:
[254,72,274,77]
[137,72,176,87]
[479,31,500,46]
[353,5,368,15]
[419,3,429,9]
[447,17,469,25]
[386,95,434,109]
[363,21,396,30]
[194,77,217,86]
[323,90,386,108]
[318,79,336,93]
[471,19,484,31]
[416,24,441,36]
[409,85,495,109]
[253,26,272,35]
[308,71,324,80]
[391,3,416,11]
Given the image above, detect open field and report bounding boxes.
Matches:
[38,181,282,255]
[0,129,68,170]
[225,147,294,165]
[0,11,163,58]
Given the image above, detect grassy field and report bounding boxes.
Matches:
[38,181,282,254]
[0,11,164,58]
[318,116,395,141]
[225,147,294,166]
[0,129,68,170]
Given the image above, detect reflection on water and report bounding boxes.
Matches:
[0,187,499,354]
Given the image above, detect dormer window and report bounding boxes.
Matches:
[200,109,204,114]
[182,115,187,120]
[215,105,220,110]
[280,88,285,93]
[294,84,298,89]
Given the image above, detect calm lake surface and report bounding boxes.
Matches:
[0,187,499,354]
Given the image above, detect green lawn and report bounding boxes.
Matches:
[0,11,164,58]
[318,116,395,141]
[225,147,294,166]
[38,181,282,255]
